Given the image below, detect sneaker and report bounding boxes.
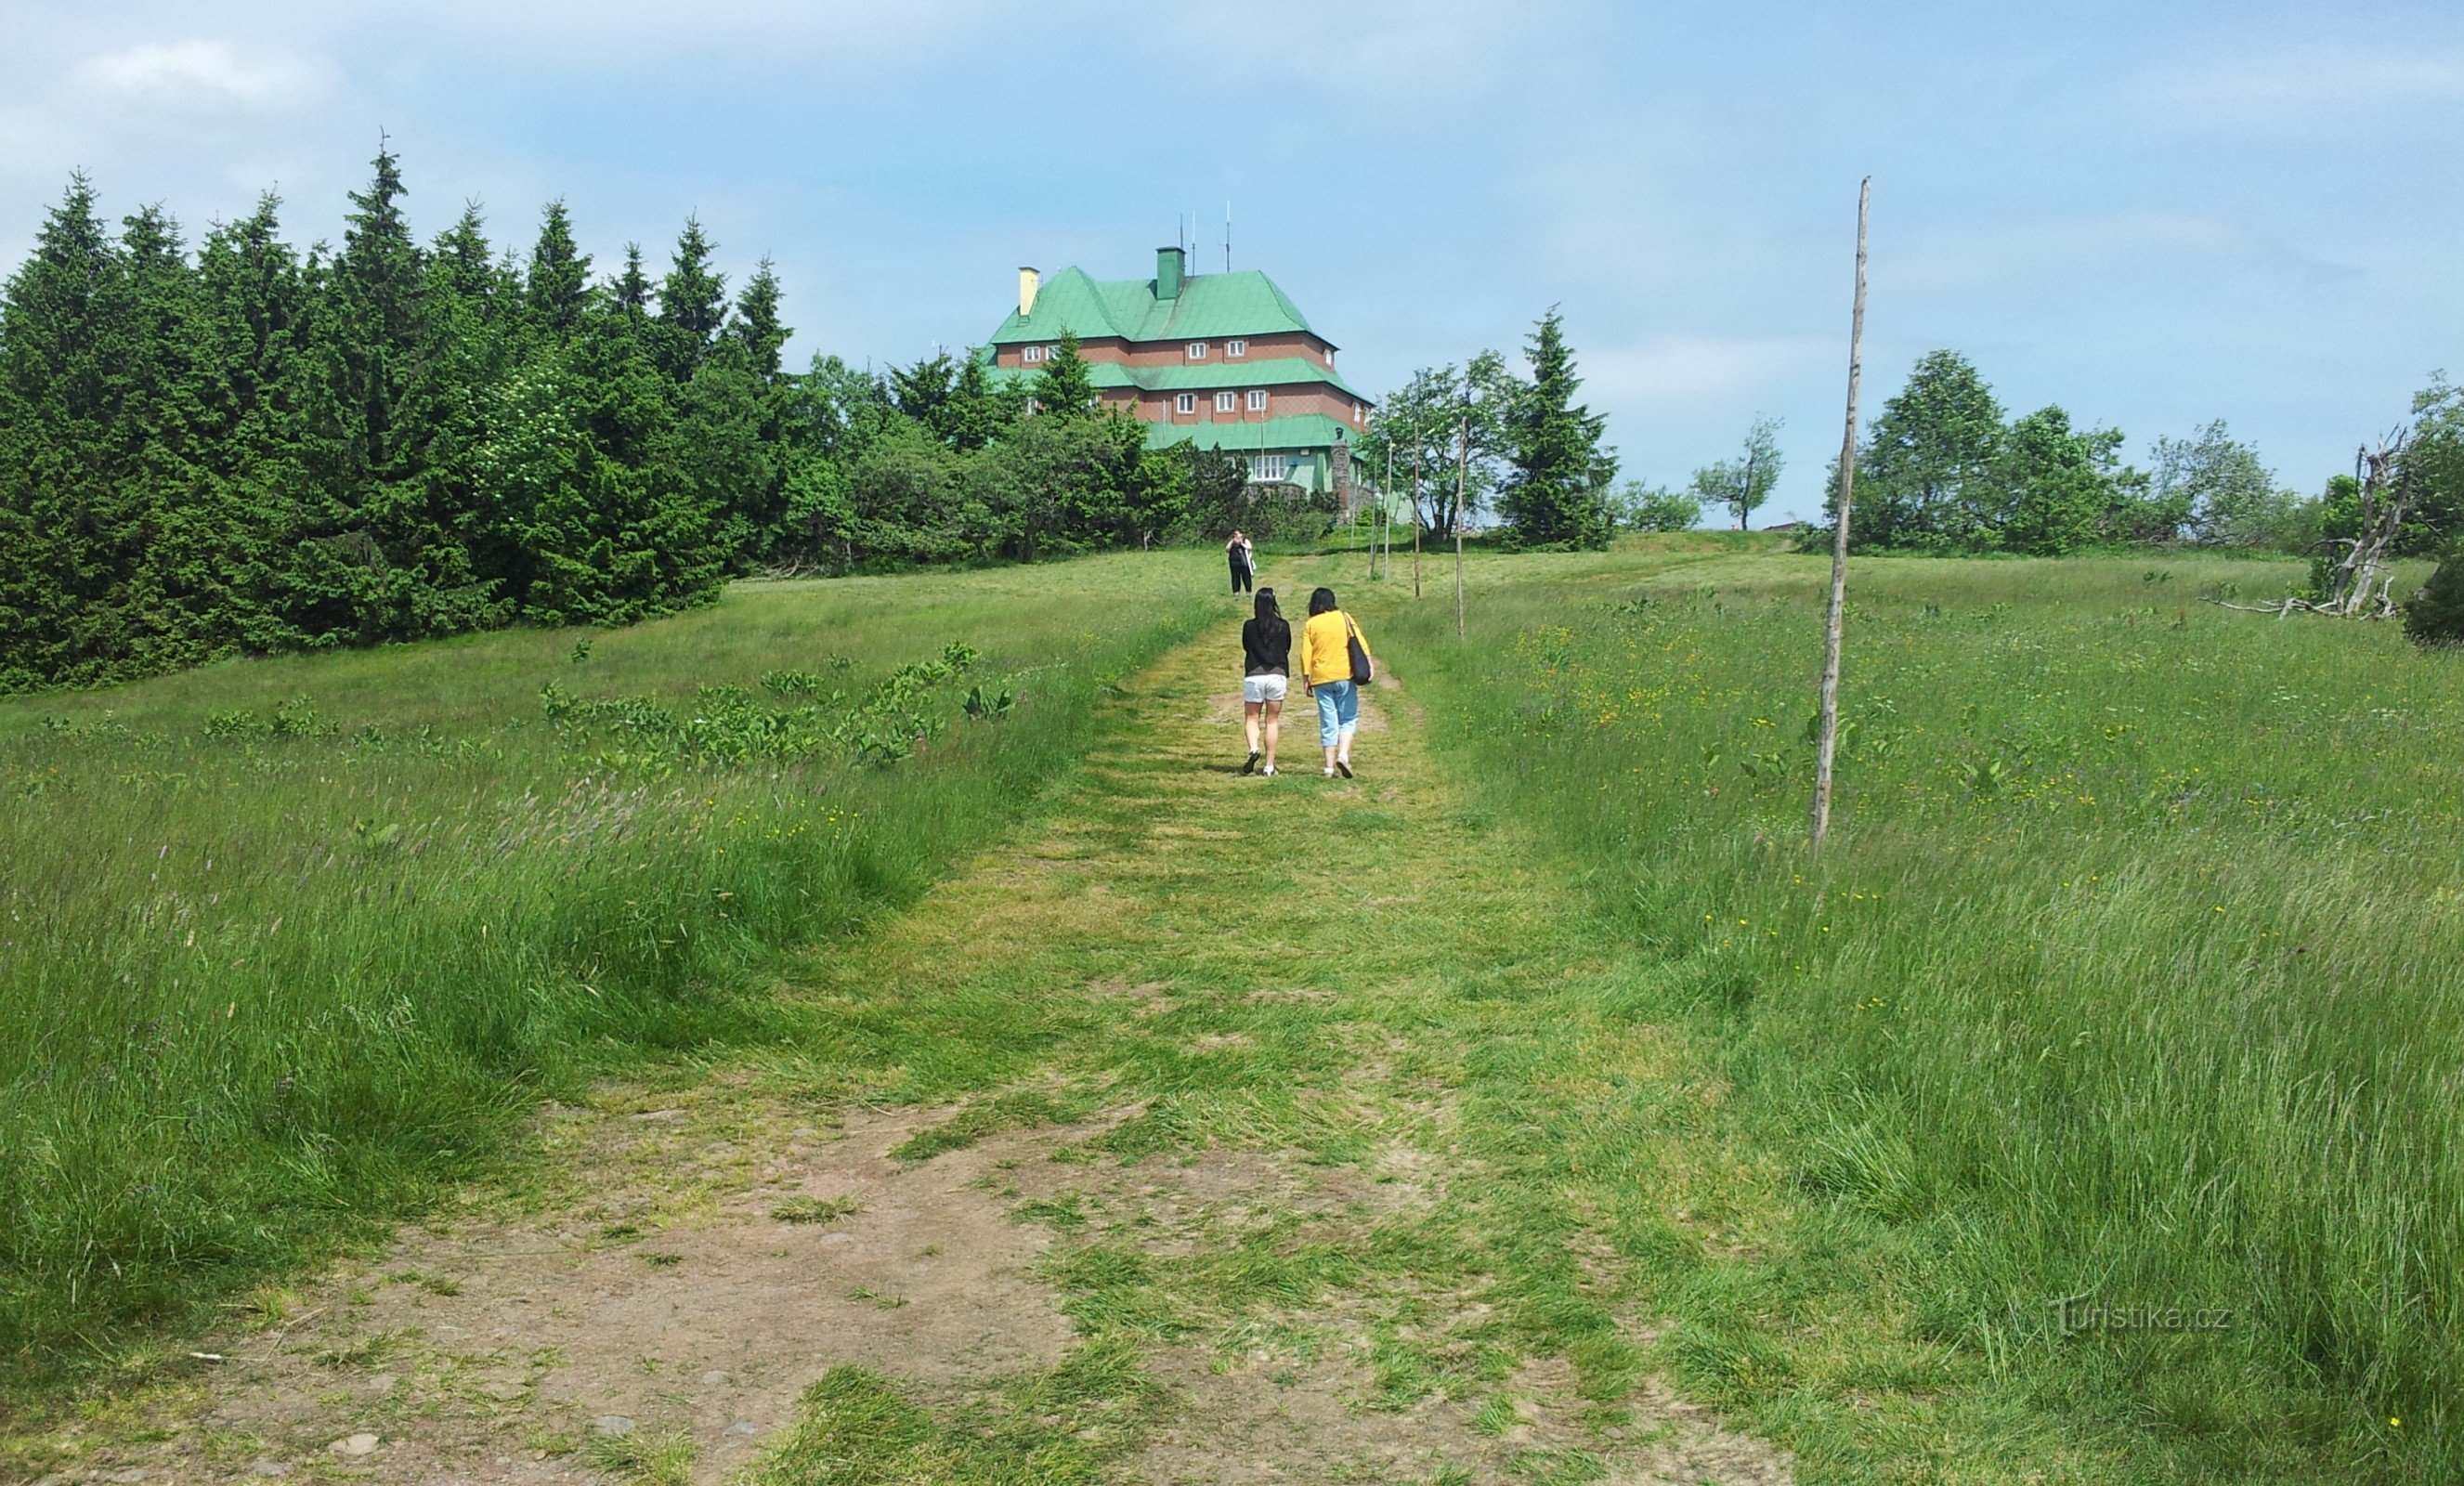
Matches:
[1240,751,1259,776]
[1323,767,1336,777]
[1336,760,1353,779]
[1261,764,1277,776]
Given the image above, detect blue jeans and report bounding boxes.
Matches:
[1313,679,1359,749]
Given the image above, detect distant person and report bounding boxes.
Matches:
[1238,588,1289,776]
[1298,586,1373,778]
[1226,530,1255,593]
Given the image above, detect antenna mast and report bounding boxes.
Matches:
[1225,199,1232,273]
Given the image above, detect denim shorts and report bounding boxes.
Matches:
[1313,678,1359,747]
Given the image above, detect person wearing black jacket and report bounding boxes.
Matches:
[1226,530,1256,593]
[1238,588,1289,776]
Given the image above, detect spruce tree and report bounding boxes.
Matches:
[525,200,592,339]
[610,242,652,321]
[398,203,515,631]
[935,352,1010,452]
[1499,309,1616,549]
[0,176,126,685]
[1033,330,1098,418]
[307,145,430,642]
[190,194,317,657]
[725,257,787,381]
[654,217,726,382]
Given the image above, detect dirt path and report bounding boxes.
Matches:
[40,606,1789,1486]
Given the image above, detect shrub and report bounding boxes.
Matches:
[2404,554,2464,646]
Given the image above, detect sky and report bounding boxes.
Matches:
[3,1,2460,523]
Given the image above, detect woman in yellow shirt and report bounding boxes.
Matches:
[1297,586,1371,778]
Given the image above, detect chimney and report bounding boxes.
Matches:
[1017,267,1039,319]
[1155,245,1183,301]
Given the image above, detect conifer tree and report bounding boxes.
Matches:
[1033,330,1098,418]
[1499,309,1616,549]
[654,217,726,382]
[726,257,787,381]
[0,176,125,685]
[525,200,592,339]
[189,195,317,656]
[935,351,1010,452]
[610,243,652,321]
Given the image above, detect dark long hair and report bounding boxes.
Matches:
[1251,588,1289,645]
[1309,586,1338,616]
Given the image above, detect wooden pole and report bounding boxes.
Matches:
[1377,446,1392,580]
[1409,425,1425,599]
[1454,413,1468,640]
[1811,177,1870,846]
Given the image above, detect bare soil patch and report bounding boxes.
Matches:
[36,1102,1072,1486]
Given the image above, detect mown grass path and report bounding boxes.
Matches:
[25,592,1791,1485]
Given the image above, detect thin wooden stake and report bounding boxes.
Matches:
[1811,176,1870,847]
[1454,413,1468,640]
[1409,425,1425,599]
[1385,445,1396,580]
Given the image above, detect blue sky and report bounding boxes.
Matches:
[4,0,2459,522]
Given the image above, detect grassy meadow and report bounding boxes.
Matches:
[1384,535,2461,1478]
[0,550,1219,1388]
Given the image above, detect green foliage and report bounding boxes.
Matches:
[1498,310,1618,550]
[1611,482,1701,531]
[1032,329,1099,419]
[2403,554,2464,645]
[1844,349,2008,551]
[1359,351,1517,537]
[2153,419,2302,549]
[1834,350,2264,556]
[0,159,1214,694]
[1688,416,1783,531]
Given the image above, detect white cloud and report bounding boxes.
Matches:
[71,39,335,112]
[1583,333,1833,410]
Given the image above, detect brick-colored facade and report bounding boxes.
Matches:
[986,247,1372,493]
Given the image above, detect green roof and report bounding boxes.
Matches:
[987,356,1367,400]
[1141,414,1362,454]
[991,266,1323,346]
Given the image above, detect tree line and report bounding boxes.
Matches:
[1794,349,2464,561]
[0,154,1255,692]
[1357,309,1623,550]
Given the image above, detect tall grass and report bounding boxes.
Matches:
[1391,539,2461,1476]
[0,550,1219,1387]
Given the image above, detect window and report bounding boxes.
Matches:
[1226,338,1247,358]
[1247,389,1269,412]
[1022,344,1049,364]
[1352,401,1363,424]
[1186,341,1207,360]
[1215,391,1237,413]
[1251,454,1289,481]
[1174,393,1196,415]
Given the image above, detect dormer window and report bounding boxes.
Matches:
[1186,341,1207,361]
[1247,390,1269,412]
[1022,344,1049,364]
[1175,393,1197,414]
[1215,391,1237,413]
[1226,339,1247,358]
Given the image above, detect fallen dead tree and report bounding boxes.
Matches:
[2207,432,2412,619]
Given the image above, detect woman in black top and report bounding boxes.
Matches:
[1239,588,1290,776]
